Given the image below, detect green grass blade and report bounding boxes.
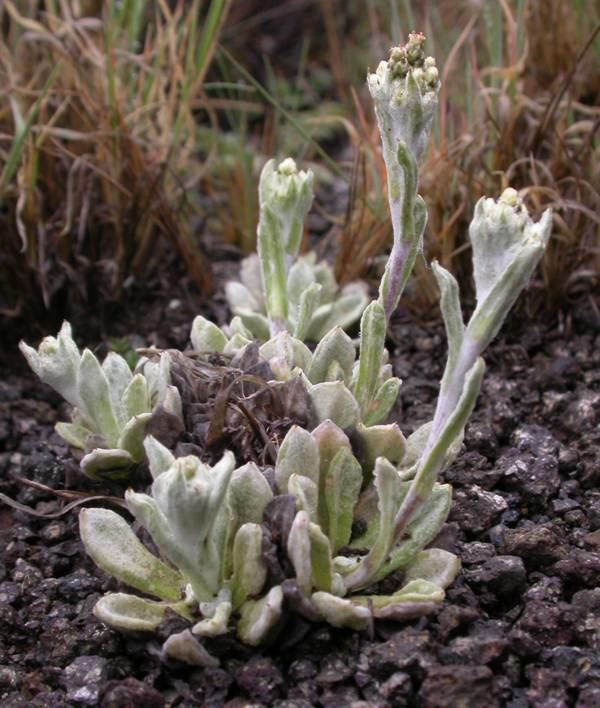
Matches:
[0,64,61,204]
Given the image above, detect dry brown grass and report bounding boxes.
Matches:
[1,0,596,336]
[0,0,230,331]
[331,0,600,315]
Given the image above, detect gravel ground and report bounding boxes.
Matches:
[0,268,598,706]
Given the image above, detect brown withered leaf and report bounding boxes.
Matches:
[157,349,315,467]
[281,579,322,622]
[261,495,298,586]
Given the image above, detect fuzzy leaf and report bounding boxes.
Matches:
[307,326,355,384]
[94,593,171,632]
[79,508,184,601]
[396,422,463,481]
[163,629,220,666]
[225,463,272,575]
[308,381,360,428]
[293,282,323,342]
[239,253,264,305]
[229,316,253,339]
[309,522,335,592]
[237,586,284,646]
[162,385,183,421]
[55,421,91,450]
[306,285,369,341]
[19,321,82,409]
[230,523,267,609]
[78,349,120,445]
[351,579,443,620]
[258,158,314,258]
[353,302,387,413]
[398,422,432,471]
[288,474,319,521]
[236,310,271,342]
[325,287,369,337]
[225,282,261,314]
[192,601,232,638]
[312,420,351,468]
[312,420,351,529]
[432,262,464,376]
[403,548,461,589]
[363,376,402,426]
[312,259,337,300]
[398,358,485,534]
[228,462,273,529]
[127,451,236,601]
[372,483,453,582]
[80,448,135,480]
[323,447,363,552]
[311,592,371,630]
[117,413,152,462]
[344,457,405,590]
[102,353,133,427]
[122,374,150,420]
[468,194,551,349]
[260,333,312,375]
[223,334,252,356]
[257,204,289,322]
[144,435,176,480]
[357,422,406,472]
[275,425,320,494]
[191,316,229,354]
[287,258,316,307]
[287,511,313,594]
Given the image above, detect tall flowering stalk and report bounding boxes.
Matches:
[368,32,440,321]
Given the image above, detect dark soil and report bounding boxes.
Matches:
[0,254,599,706]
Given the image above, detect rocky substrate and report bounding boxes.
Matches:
[0,301,598,707]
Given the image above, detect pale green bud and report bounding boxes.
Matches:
[367,33,440,164]
[468,189,552,348]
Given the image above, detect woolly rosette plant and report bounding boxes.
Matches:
[79,427,460,665]
[18,34,552,663]
[20,323,182,479]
